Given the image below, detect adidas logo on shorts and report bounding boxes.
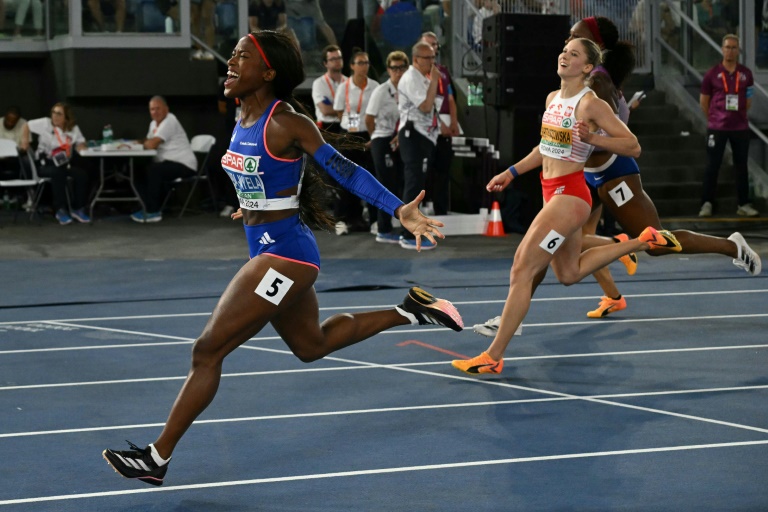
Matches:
[259,232,275,245]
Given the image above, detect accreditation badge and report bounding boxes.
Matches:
[348,113,360,132]
[725,94,738,111]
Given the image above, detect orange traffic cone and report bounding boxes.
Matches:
[484,201,506,237]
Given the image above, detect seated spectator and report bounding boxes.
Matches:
[0,106,30,180]
[248,0,287,32]
[25,102,92,225]
[694,0,730,42]
[471,0,499,49]
[249,0,301,50]
[86,0,126,32]
[191,0,216,60]
[285,0,337,50]
[1,0,44,37]
[131,96,197,223]
[0,106,29,154]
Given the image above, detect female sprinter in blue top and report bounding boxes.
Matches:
[103,30,463,486]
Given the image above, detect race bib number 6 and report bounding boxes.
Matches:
[255,268,294,305]
[539,229,565,254]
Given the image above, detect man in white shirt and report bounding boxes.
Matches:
[311,45,345,133]
[132,96,197,223]
[396,41,442,250]
[0,106,30,180]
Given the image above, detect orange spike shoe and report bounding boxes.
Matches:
[586,295,627,318]
[638,227,682,252]
[613,233,638,275]
[452,352,504,375]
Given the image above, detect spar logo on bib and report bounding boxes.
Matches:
[244,157,259,173]
[222,150,261,174]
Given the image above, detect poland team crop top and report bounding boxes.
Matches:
[539,86,596,163]
[221,99,304,211]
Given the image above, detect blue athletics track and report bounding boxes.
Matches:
[0,217,766,511]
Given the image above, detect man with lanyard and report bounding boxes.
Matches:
[397,40,443,250]
[312,45,345,134]
[331,50,379,235]
[698,33,758,218]
[421,31,459,216]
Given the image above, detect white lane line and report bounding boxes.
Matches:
[3,337,767,389]
[2,440,768,506]
[0,366,367,391]
[310,354,768,436]
[2,312,767,356]
[3,383,767,440]
[1,288,766,326]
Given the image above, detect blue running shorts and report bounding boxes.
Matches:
[584,154,640,189]
[244,214,321,270]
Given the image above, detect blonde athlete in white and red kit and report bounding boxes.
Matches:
[453,38,682,375]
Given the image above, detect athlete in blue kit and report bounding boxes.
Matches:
[103,30,464,486]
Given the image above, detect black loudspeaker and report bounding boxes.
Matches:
[482,70,561,108]
[481,14,571,108]
[482,43,562,75]
[482,13,571,48]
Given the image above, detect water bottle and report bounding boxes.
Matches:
[385,153,393,168]
[468,83,484,106]
[102,124,113,144]
[467,84,478,106]
[165,16,174,34]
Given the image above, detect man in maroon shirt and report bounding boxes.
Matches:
[699,34,758,217]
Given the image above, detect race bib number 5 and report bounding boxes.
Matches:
[255,268,294,305]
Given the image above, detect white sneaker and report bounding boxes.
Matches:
[200,50,215,61]
[728,232,762,275]
[698,201,713,217]
[472,316,523,337]
[335,221,349,236]
[736,203,759,217]
[219,205,235,218]
[191,49,203,60]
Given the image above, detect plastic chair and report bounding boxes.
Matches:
[166,134,217,217]
[0,140,50,222]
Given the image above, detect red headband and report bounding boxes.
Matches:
[247,33,273,69]
[582,17,604,48]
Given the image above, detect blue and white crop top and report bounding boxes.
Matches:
[221,99,303,211]
[539,86,596,163]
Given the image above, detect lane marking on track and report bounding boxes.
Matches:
[2,440,768,506]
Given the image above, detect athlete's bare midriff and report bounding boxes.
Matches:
[541,156,585,179]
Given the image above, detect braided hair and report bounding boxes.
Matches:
[594,17,636,90]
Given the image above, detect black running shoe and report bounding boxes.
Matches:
[103,441,169,486]
[396,287,464,332]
